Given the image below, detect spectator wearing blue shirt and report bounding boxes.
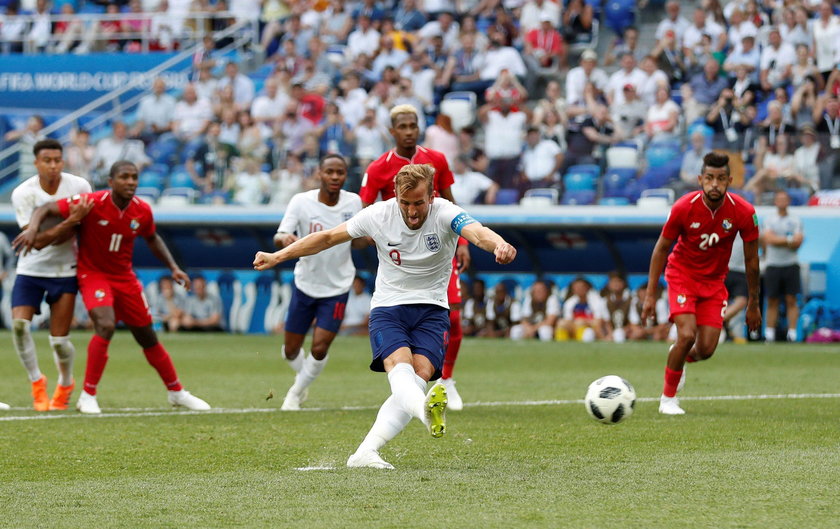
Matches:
[394,0,427,32]
[684,58,730,124]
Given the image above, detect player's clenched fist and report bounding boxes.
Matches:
[494,243,516,264]
[253,251,280,271]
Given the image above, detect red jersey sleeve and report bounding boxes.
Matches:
[661,201,686,241]
[359,159,388,204]
[56,192,90,219]
[431,151,455,192]
[738,203,759,243]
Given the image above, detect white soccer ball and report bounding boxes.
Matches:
[584,375,636,424]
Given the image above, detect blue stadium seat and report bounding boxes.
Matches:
[640,166,677,189]
[729,189,755,204]
[604,0,635,34]
[598,197,630,205]
[786,188,809,206]
[138,171,166,190]
[564,172,597,191]
[495,188,520,205]
[134,187,161,204]
[148,138,179,166]
[168,166,195,188]
[603,168,636,192]
[646,142,681,169]
[566,164,600,177]
[562,189,596,205]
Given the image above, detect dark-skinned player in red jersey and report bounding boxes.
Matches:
[642,152,762,415]
[14,161,211,414]
[359,104,470,410]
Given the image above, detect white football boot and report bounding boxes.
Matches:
[347,449,395,469]
[439,378,463,411]
[76,391,102,414]
[658,395,686,415]
[168,390,211,411]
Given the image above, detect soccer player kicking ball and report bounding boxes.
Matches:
[360,104,471,410]
[14,161,210,414]
[254,164,516,469]
[642,152,761,415]
[10,139,91,411]
[273,154,364,410]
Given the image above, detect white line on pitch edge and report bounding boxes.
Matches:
[1,393,839,422]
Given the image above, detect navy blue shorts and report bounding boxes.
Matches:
[12,274,78,314]
[368,304,450,380]
[285,281,350,335]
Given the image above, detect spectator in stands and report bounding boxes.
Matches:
[218,62,255,108]
[350,107,389,172]
[319,0,353,44]
[651,29,687,85]
[392,79,428,131]
[742,0,768,31]
[340,276,372,337]
[755,100,794,169]
[26,0,53,53]
[131,77,176,144]
[813,1,840,83]
[424,114,459,165]
[705,88,756,155]
[793,125,821,192]
[812,95,840,190]
[317,103,353,159]
[532,80,567,127]
[557,277,608,342]
[187,121,232,194]
[520,0,561,34]
[561,0,593,44]
[393,0,425,32]
[347,14,380,59]
[153,276,186,333]
[236,111,268,163]
[684,58,730,125]
[451,155,497,205]
[726,8,757,54]
[745,134,809,199]
[441,33,486,99]
[678,130,708,192]
[228,157,270,205]
[606,27,643,67]
[4,114,45,179]
[194,64,219,102]
[268,153,304,207]
[682,8,726,62]
[727,62,759,115]
[485,70,528,109]
[483,282,514,338]
[1,3,26,53]
[759,26,795,93]
[64,129,96,183]
[173,83,213,149]
[149,0,177,51]
[565,49,608,111]
[521,127,563,191]
[462,279,487,337]
[655,0,690,41]
[52,3,87,54]
[612,84,647,142]
[791,44,822,93]
[478,26,527,88]
[523,13,566,72]
[181,276,223,332]
[627,282,670,341]
[564,104,620,172]
[724,35,761,80]
[511,280,559,342]
[646,84,681,142]
[251,78,290,140]
[92,121,150,187]
[479,93,530,189]
[218,106,241,148]
[637,55,669,107]
[401,52,436,112]
[281,14,316,57]
[278,101,314,153]
[601,272,632,342]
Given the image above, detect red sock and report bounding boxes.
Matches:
[663,367,683,398]
[685,352,698,363]
[442,310,463,379]
[143,343,183,391]
[83,334,110,395]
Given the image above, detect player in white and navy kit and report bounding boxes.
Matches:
[254,164,517,469]
[10,139,92,411]
[273,154,363,410]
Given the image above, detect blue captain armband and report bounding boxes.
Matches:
[451,212,477,235]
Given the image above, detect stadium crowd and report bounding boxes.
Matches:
[3,0,838,207]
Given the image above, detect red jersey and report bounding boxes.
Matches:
[662,191,759,281]
[359,146,455,204]
[58,190,155,277]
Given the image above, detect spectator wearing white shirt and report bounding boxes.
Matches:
[744,134,805,199]
[478,96,531,189]
[451,156,498,205]
[130,78,177,144]
[760,27,796,92]
[92,121,151,187]
[605,53,648,108]
[228,157,270,206]
[792,125,821,192]
[0,3,27,53]
[723,34,761,81]
[349,108,389,170]
[519,0,561,33]
[521,127,563,190]
[418,11,460,52]
[251,78,290,139]
[218,62,256,108]
[645,84,681,141]
[682,8,726,57]
[371,35,410,80]
[477,27,527,82]
[172,84,214,145]
[565,49,609,109]
[812,1,840,78]
[726,8,757,54]
[557,277,609,342]
[26,0,52,51]
[637,55,669,106]
[510,281,560,342]
[346,14,381,59]
[655,0,691,41]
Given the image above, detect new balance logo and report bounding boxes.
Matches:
[690,222,701,229]
[98,220,109,226]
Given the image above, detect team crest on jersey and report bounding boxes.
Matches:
[130,219,140,231]
[676,294,687,306]
[424,233,441,252]
[722,218,733,231]
[343,212,353,222]
[94,289,105,300]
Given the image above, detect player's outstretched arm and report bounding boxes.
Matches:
[743,238,762,332]
[641,234,673,322]
[146,233,192,291]
[12,197,93,255]
[254,223,354,271]
[459,223,516,264]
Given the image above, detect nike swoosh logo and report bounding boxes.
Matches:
[387,242,399,247]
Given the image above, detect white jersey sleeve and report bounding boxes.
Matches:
[12,173,92,278]
[277,193,304,235]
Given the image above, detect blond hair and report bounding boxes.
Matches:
[394,164,435,197]
[390,104,419,126]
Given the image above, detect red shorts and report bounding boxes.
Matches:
[447,257,462,306]
[665,269,728,329]
[78,271,152,327]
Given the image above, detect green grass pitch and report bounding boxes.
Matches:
[1,331,838,529]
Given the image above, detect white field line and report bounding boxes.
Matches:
[1,393,839,422]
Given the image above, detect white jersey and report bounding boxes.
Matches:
[12,173,91,278]
[346,198,473,310]
[278,189,362,298]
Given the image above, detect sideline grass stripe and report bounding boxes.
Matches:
[2,392,839,422]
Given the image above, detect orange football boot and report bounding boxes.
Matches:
[31,375,49,411]
[49,381,75,411]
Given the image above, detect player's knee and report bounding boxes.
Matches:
[694,343,716,360]
[309,343,329,360]
[12,318,30,338]
[675,328,696,347]
[94,319,116,339]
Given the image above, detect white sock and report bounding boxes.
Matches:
[357,395,412,453]
[283,345,305,373]
[49,335,76,387]
[387,363,426,422]
[787,328,797,342]
[291,354,328,395]
[12,319,41,382]
[414,374,427,392]
[765,327,776,342]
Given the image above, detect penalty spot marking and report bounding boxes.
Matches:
[1,393,839,422]
[294,466,336,471]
